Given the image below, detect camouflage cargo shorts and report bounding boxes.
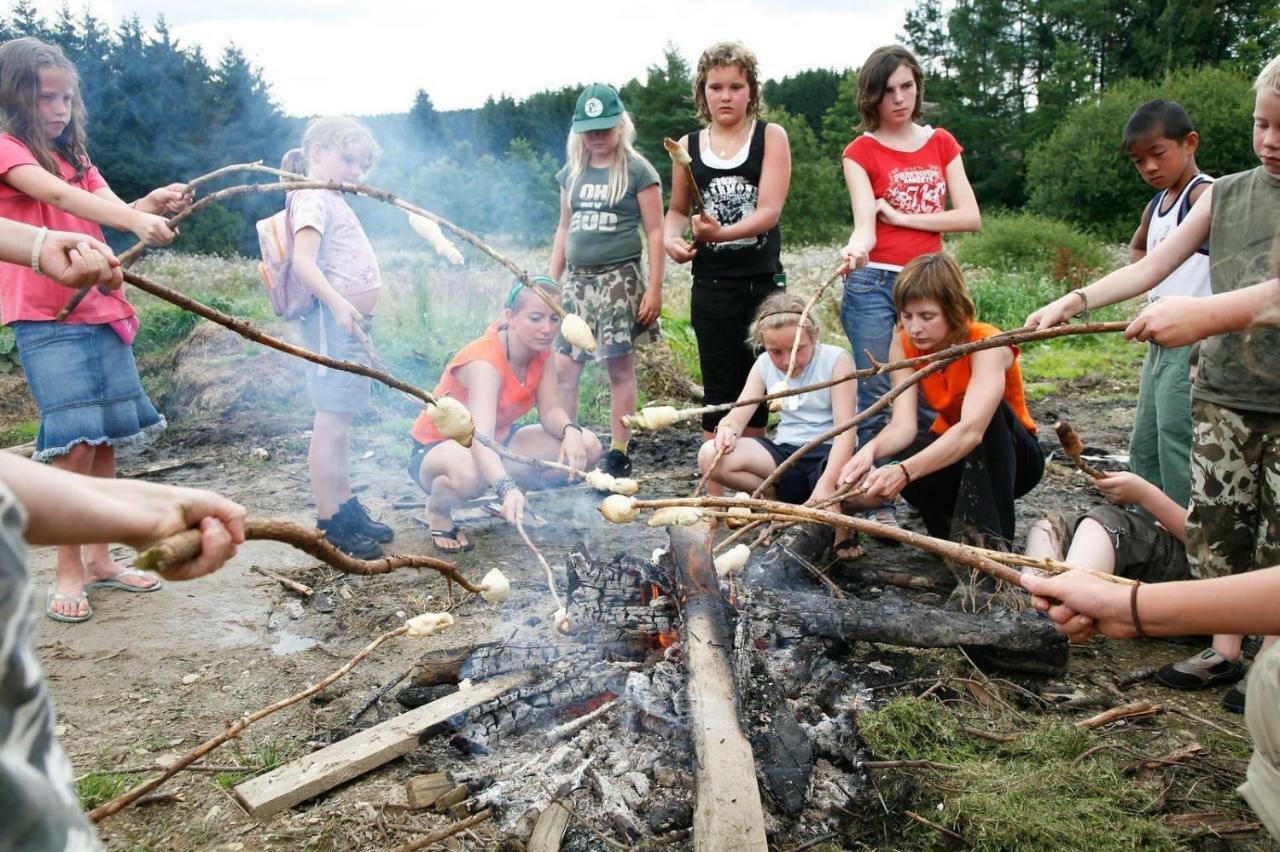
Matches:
[555,259,660,363]
[1185,398,1280,578]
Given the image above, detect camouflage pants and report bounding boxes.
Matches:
[1185,399,1280,577]
[555,259,660,363]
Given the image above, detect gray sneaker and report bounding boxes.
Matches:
[1154,648,1245,690]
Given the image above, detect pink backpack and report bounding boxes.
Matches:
[255,194,319,320]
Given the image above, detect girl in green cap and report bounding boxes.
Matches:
[549,83,664,479]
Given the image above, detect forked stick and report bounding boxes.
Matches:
[784,268,844,381]
[133,518,482,593]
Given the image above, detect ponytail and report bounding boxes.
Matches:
[281,147,306,174]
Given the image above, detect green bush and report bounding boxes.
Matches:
[951,213,1115,284]
[1026,66,1256,241]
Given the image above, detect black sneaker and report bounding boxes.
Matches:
[602,448,632,477]
[317,515,383,560]
[339,496,394,543]
[1222,683,1246,714]
[1154,648,1246,690]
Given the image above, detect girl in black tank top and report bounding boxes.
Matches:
[661,41,793,437]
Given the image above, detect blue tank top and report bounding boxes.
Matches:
[757,343,846,446]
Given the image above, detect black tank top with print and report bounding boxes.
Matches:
[689,121,783,279]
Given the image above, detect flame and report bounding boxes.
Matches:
[558,691,618,720]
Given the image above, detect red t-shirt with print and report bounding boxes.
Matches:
[842,127,963,268]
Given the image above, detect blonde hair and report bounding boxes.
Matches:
[750,292,818,346]
[565,111,653,207]
[693,41,764,123]
[0,37,89,179]
[893,253,976,347]
[281,115,381,176]
[1255,54,1280,94]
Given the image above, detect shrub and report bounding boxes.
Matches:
[951,213,1115,284]
[1026,66,1256,241]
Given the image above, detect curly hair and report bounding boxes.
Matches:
[693,41,764,123]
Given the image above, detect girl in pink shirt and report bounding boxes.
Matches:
[0,37,190,622]
[836,44,982,532]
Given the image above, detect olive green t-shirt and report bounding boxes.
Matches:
[1194,167,1280,414]
[556,155,660,268]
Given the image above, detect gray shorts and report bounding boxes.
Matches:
[1066,503,1191,584]
[299,304,372,413]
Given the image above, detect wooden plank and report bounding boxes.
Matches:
[233,669,535,818]
[405,772,452,810]
[668,525,768,852]
[526,801,571,852]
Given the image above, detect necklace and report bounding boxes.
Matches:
[711,121,750,157]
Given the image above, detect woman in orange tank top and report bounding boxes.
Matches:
[839,253,1044,548]
[407,278,603,553]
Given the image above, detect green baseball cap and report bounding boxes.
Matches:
[572,84,624,133]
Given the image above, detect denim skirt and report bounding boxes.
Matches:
[11,320,166,461]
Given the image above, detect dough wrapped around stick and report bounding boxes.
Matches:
[713,543,750,577]
[645,506,703,527]
[664,137,706,216]
[600,494,638,523]
[1054,420,1103,479]
[405,612,455,637]
[583,469,640,495]
[428,396,476,447]
[559,313,597,353]
[407,212,464,265]
[623,405,683,431]
[479,568,511,604]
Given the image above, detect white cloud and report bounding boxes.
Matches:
[32,0,914,115]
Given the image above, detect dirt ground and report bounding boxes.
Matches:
[13,362,1270,850]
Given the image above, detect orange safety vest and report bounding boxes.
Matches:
[900,322,1037,436]
[411,321,549,444]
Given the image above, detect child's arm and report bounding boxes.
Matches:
[1,164,175,245]
[291,227,364,334]
[1125,278,1280,346]
[840,158,877,271]
[0,220,121,289]
[1022,564,1280,642]
[0,453,244,581]
[636,183,665,327]
[714,363,767,455]
[97,182,192,217]
[692,124,791,244]
[663,133,696,264]
[1128,200,1155,263]
[1026,186,1213,329]
[1090,472,1188,542]
[548,187,571,282]
[811,350,857,502]
[839,337,919,487]
[875,154,981,235]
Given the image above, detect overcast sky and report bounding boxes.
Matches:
[30,0,915,116]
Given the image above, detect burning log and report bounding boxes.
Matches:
[664,137,706,216]
[624,321,1128,432]
[134,518,482,593]
[1054,419,1104,479]
[666,524,769,852]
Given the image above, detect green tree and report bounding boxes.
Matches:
[621,45,695,192]
[764,68,845,135]
[1026,65,1256,240]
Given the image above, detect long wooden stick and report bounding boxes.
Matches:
[474,433,579,478]
[693,445,726,498]
[712,483,855,553]
[392,809,494,852]
[663,137,705,216]
[628,322,1129,429]
[514,516,564,615]
[89,624,411,821]
[60,166,564,319]
[134,518,483,593]
[120,270,442,410]
[784,268,843,381]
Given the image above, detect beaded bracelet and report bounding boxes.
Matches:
[494,476,519,501]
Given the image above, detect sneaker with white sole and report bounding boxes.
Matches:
[1154,648,1245,690]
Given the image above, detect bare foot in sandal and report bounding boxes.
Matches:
[426,512,473,554]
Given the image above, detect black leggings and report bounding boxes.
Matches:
[690,274,784,432]
[899,402,1044,548]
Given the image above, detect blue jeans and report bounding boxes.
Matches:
[839,267,899,449]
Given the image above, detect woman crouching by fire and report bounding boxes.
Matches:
[408,277,603,552]
[839,253,1044,549]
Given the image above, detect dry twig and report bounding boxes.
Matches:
[135,518,482,593]
[784,268,843,381]
[391,809,493,852]
[90,624,412,821]
[1076,700,1163,730]
[250,565,313,597]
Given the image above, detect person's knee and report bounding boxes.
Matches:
[605,355,635,383]
[61,442,96,472]
[697,440,719,472]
